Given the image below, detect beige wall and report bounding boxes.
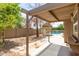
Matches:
[64,19,73,43]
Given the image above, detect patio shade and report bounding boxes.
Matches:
[28,3,75,22]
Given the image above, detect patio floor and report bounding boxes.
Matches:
[37,34,73,56]
[37,44,72,56]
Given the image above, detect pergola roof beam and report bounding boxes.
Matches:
[49,11,59,21]
[34,15,49,22]
[21,8,50,22]
[21,8,29,14]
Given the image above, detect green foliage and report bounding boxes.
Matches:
[52,24,64,30]
[0,3,22,31]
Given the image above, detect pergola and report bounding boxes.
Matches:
[21,3,79,56]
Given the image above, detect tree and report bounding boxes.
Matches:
[58,24,64,30]
[52,24,64,30]
[0,3,22,47]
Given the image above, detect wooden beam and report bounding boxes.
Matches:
[35,15,49,22]
[36,17,39,37]
[49,11,59,21]
[21,8,29,14]
[26,14,29,56]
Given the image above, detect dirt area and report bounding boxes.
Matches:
[0,34,65,56]
[0,34,46,56]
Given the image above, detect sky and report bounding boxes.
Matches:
[20,3,45,10]
[20,3,36,10]
[50,22,63,27]
[20,3,64,27]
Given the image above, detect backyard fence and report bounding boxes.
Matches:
[0,28,38,39]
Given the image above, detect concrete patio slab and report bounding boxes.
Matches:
[38,44,72,56]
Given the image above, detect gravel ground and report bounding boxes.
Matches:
[0,34,46,56]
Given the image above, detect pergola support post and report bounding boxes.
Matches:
[64,19,73,43]
[26,14,29,56]
[36,17,39,37]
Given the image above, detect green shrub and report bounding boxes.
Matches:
[52,24,64,30]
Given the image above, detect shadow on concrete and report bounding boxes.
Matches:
[57,46,72,56]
